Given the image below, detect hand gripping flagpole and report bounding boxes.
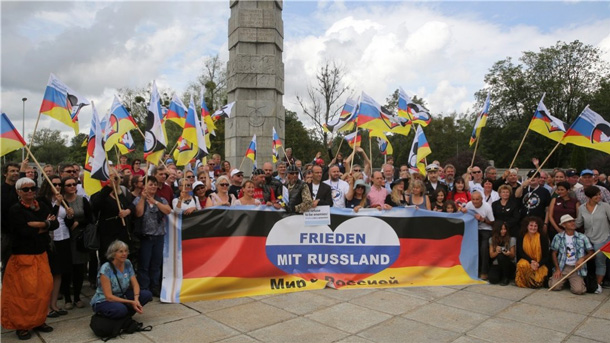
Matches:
[106,152,126,226]
[23,145,69,209]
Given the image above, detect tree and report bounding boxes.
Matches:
[186,54,228,111]
[296,61,351,144]
[28,128,70,165]
[68,133,88,165]
[475,40,610,167]
[284,110,325,162]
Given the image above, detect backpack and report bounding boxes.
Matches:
[90,314,151,341]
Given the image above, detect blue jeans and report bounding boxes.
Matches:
[92,289,153,319]
[138,235,164,290]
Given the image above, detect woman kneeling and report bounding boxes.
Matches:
[90,240,152,318]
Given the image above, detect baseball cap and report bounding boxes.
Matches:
[192,181,205,190]
[580,169,594,176]
[230,169,244,177]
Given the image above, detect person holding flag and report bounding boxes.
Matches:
[549,214,594,295]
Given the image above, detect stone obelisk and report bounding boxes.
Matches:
[226,0,285,174]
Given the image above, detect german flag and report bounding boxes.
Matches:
[163,208,483,302]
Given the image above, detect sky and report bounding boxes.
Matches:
[1,0,610,142]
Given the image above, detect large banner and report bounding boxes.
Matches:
[161,207,484,303]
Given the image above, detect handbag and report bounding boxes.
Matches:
[83,221,100,251]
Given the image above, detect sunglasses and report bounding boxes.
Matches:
[353,169,361,172]
[194,186,205,191]
[64,183,77,187]
[186,175,195,179]
[52,183,62,187]
[472,171,482,174]
[65,170,76,174]
[20,186,37,193]
[218,183,229,187]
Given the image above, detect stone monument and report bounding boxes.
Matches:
[226,0,285,173]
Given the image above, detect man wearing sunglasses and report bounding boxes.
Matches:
[286,165,312,213]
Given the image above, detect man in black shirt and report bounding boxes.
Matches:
[228,169,244,198]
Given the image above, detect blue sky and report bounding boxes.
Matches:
[1,1,609,140]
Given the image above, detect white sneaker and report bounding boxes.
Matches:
[595,284,603,294]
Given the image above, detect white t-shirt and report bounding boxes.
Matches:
[565,234,576,266]
[324,179,350,208]
[464,201,495,231]
[172,197,200,214]
[469,181,484,195]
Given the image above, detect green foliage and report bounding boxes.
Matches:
[474,40,610,167]
[27,128,70,165]
[284,109,325,162]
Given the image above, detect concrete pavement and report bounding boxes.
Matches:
[2,282,609,342]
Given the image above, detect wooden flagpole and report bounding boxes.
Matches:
[470,138,480,168]
[166,141,179,162]
[333,137,344,162]
[106,152,125,226]
[509,93,546,169]
[27,112,42,153]
[23,145,69,209]
[350,126,359,171]
[527,139,563,181]
[508,128,531,170]
[368,134,372,171]
[280,146,292,166]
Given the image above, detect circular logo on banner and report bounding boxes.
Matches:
[265,216,400,278]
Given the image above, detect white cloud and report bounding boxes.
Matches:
[282,1,610,121]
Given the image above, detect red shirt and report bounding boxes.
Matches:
[156,183,174,208]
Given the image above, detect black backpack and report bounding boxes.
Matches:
[90,314,151,341]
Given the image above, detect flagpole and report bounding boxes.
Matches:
[28,113,41,153]
[106,152,126,226]
[368,134,372,171]
[527,139,563,181]
[470,138,480,168]
[23,145,69,209]
[350,126,359,171]
[280,146,292,166]
[238,154,247,171]
[333,137,344,162]
[548,247,604,291]
[166,141,179,163]
[508,128,531,170]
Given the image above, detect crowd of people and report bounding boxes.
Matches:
[2,146,610,340]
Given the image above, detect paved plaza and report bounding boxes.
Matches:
[2,281,609,343]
